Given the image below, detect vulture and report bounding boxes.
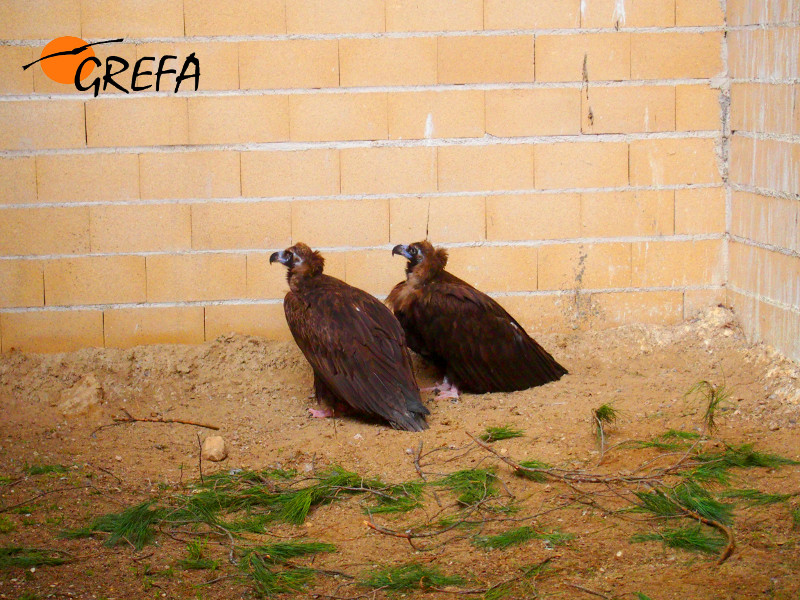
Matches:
[270,243,428,431]
[388,241,567,398]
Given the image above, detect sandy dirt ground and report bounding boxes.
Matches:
[1,306,799,600]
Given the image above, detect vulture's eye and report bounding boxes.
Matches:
[409,247,418,256]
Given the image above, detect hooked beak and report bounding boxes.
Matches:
[392,244,413,260]
[269,250,290,266]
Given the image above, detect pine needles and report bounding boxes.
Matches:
[474,526,574,550]
[360,562,465,591]
[91,501,166,551]
[0,547,68,568]
[437,468,498,505]
[632,524,726,554]
[479,426,525,443]
[685,380,731,434]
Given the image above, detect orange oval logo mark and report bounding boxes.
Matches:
[40,36,96,84]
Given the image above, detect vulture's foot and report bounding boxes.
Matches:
[308,407,334,419]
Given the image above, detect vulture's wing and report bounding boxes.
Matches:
[409,277,567,393]
[284,280,428,431]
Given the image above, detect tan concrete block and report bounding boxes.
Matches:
[735,28,800,81]
[0,46,34,93]
[684,288,726,319]
[389,197,429,244]
[242,150,340,198]
[44,255,146,306]
[289,93,388,142]
[795,85,800,135]
[345,249,407,296]
[730,83,795,135]
[1,310,103,353]
[487,194,580,241]
[728,241,756,293]
[292,199,388,247]
[36,153,139,203]
[0,207,89,255]
[592,290,683,327]
[535,142,628,190]
[676,0,724,25]
[389,196,488,245]
[487,88,581,136]
[341,147,437,195]
[0,0,80,39]
[729,137,798,195]
[582,0,675,27]
[205,304,292,341]
[581,191,675,237]
[727,0,800,25]
[675,188,725,235]
[630,138,721,185]
[0,261,43,308]
[492,294,571,334]
[535,33,630,82]
[0,157,37,205]
[140,151,240,200]
[632,239,724,287]
[583,85,675,134]
[189,95,289,144]
[340,38,437,87]
[86,97,187,148]
[438,35,534,84]
[484,0,580,29]
[239,40,339,90]
[539,242,632,290]
[192,202,291,251]
[676,84,720,132]
[428,196,486,243]
[146,254,247,303]
[82,0,183,37]
[135,43,239,92]
[439,145,533,192]
[631,33,723,80]
[247,251,346,300]
[387,0,483,31]
[185,0,284,35]
[32,42,137,96]
[90,204,192,253]
[446,245,538,293]
[287,0,384,33]
[0,101,85,150]
[104,306,205,348]
[388,90,484,140]
[730,191,799,251]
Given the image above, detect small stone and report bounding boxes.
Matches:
[615,550,623,557]
[769,423,780,431]
[201,436,228,462]
[58,374,104,422]
[115,455,122,461]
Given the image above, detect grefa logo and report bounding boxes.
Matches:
[23,36,200,97]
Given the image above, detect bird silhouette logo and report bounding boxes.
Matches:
[22,36,123,84]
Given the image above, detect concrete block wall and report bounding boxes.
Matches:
[726,0,800,361]
[1,0,730,352]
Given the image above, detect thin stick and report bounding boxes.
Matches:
[197,433,204,485]
[565,582,612,599]
[93,409,219,435]
[0,484,95,513]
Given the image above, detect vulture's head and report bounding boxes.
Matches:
[392,241,448,279]
[270,242,324,279]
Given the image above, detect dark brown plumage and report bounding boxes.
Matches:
[270,243,428,431]
[388,241,567,395]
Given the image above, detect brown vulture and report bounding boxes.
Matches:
[270,243,428,431]
[388,241,567,398]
